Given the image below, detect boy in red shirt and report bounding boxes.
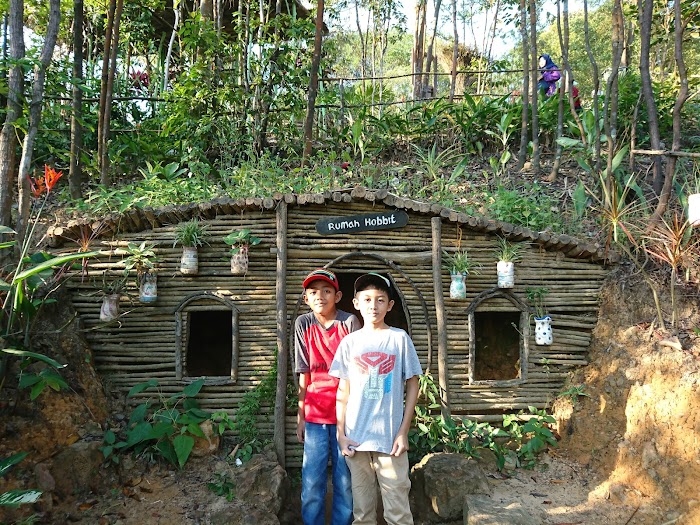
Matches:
[295,269,360,525]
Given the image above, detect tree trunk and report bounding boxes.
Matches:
[302,0,325,160]
[449,0,458,101]
[583,0,601,173]
[528,0,540,173]
[515,0,529,171]
[16,0,61,246]
[548,0,566,183]
[648,0,695,225]
[355,0,367,80]
[97,0,116,184]
[69,0,84,199]
[603,0,624,193]
[0,0,24,229]
[412,0,427,99]
[425,0,443,98]
[638,0,663,194]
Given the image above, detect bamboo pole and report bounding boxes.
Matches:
[274,201,287,467]
[431,217,450,417]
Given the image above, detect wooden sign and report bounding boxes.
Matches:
[316,210,409,235]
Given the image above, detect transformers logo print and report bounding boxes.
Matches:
[355,352,396,399]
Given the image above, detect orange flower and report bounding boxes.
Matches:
[44,165,63,193]
[29,174,46,198]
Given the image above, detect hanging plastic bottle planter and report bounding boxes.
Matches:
[496,261,515,288]
[688,193,700,226]
[534,316,553,346]
[180,246,199,275]
[449,272,467,299]
[139,272,158,303]
[100,294,120,322]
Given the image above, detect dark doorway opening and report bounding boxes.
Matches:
[336,271,409,333]
[474,311,521,381]
[186,310,232,377]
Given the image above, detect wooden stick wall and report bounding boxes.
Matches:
[58,190,611,468]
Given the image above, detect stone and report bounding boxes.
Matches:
[233,453,289,516]
[34,462,56,492]
[464,494,546,525]
[49,441,104,498]
[410,453,491,522]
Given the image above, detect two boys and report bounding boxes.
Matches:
[295,269,422,525]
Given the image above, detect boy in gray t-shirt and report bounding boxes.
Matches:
[329,273,422,525]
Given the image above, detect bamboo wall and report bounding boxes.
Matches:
[58,189,611,468]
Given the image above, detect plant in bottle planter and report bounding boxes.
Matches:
[223,229,261,275]
[97,274,130,322]
[442,249,481,299]
[687,162,700,226]
[174,219,208,275]
[527,287,551,345]
[494,237,523,289]
[123,242,159,303]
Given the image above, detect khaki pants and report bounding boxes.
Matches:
[346,451,413,525]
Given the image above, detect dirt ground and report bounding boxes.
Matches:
[2,266,700,525]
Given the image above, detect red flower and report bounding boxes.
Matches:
[29,174,46,198]
[44,165,63,193]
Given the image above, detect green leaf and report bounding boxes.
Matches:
[29,381,46,400]
[13,251,99,283]
[127,379,158,398]
[125,422,154,448]
[173,434,195,468]
[182,379,205,398]
[104,430,116,445]
[156,440,178,466]
[129,403,149,427]
[0,489,43,506]
[19,373,42,389]
[0,452,28,477]
[0,348,65,369]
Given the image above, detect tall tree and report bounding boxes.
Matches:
[303,0,326,159]
[583,0,601,173]
[69,0,84,199]
[412,0,427,98]
[515,0,529,170]
[638,0,663,194]
[603,0,624,193]
[528,0,540,172]
[0,0,24,229]
[16,0,62,245]
[648,0,699,224]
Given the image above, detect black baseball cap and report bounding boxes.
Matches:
[354,272,393,298]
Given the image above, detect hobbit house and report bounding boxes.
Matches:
[51,188,613,467]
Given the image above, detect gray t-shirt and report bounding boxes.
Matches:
[329,327,423,454]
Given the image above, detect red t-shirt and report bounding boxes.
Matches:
[294,310,359,424]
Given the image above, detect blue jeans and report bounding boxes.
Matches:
[301,422,353,525]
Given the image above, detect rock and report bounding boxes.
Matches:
[233,453,288,515]
[410,453,491,522]
[465,494,546,525]
[49,441,104,498]
[34,462,56,492]
[209,501,280,525]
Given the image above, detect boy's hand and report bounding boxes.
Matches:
[390,431,409,457]
[338,434,360,458]
[296,414,305,443]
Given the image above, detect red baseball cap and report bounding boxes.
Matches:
[302,268,339,291]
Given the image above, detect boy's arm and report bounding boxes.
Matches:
[296,372,310,443]
[336,378,359,456]
[390,375,420,457]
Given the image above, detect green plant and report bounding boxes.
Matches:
[94,274,130,296]
[208,472,236,501]
[442,249,481,275]
[223,229,262,255]
[1,166,98,397]
[123,242,158,280]
[494,237,523,263]
[174,219,208,248]
[0,452,42,507]
[526,287,549,319]
[557,384,590,405]
[502,407,557,469]
[100,379,234,469]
